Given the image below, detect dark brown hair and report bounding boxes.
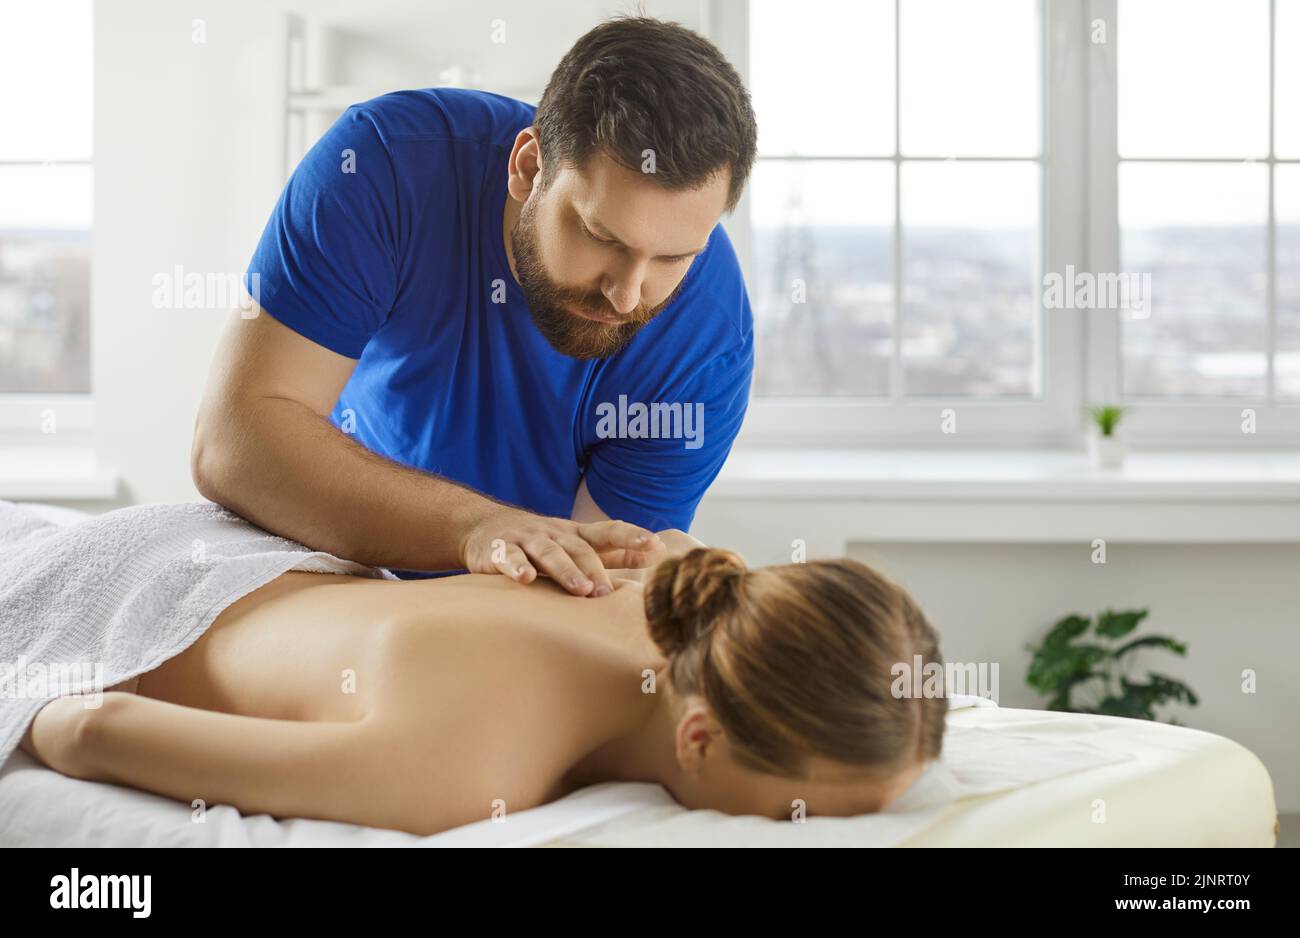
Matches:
[533,15,758,213]
[645,548,947,779]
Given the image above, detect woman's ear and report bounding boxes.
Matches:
[673,699,724,771]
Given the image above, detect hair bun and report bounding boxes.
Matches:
[645,547,746,657]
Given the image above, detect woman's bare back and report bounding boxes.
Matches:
[131,569,666,826]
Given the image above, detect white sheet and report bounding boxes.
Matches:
[0,750,673,847]
[898,707,1278,847]
[530,704,1140,848]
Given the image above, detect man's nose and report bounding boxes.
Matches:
[602,257,650,316]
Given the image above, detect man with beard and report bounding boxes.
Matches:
[193,16,757,592]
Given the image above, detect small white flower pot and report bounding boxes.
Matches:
[1088,428,1125,469]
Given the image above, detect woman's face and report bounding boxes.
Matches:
[665,704,928,821]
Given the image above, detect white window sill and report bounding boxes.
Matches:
[713,448,1300,499]
[706,449,1300,544]
[0,443,119,501]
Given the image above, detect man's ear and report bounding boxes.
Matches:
[506,127,544,201]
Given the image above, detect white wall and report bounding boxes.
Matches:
[94,0,286,505]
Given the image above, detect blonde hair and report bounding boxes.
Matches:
[645,548,946,778]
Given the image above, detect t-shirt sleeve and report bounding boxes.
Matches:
[243,106,400,359]
[582,337,753,533]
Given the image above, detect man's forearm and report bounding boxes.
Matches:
[193,394,509,570]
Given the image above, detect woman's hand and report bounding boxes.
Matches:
[19,695,100,778]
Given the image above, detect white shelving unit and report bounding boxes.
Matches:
[281,12,541,180]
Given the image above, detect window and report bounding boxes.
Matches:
[0,0,93,427]
[749,0,1041,399]
[1117,0,1297,403]
[717,0,1300,445]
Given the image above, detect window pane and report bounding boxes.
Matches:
[1118,0,1269,158]
[751,160,893,396]
[1119,162,1267,397]
[901,160,1039,396]
[1278,0,1300,158]
[0,0,93,161]
[750,0,894,156]
[0,166,92,393]
[0,165,92,230]
[1278,166,1300,399]
[900,0,1039,157]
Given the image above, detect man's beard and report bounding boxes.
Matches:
[509,196,683,360]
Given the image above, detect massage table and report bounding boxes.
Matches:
[0,503,1277,847]
[0,701,1277,848]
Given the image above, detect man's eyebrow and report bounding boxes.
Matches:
[581,212,708,258]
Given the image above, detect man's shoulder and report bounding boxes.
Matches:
[694,222,753,346]
[346,87,536,151]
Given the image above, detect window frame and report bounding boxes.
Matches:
[0,394,93,436]
[0,0,94,437]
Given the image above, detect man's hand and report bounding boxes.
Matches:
[460,506,663,596]
[599,528,708,584]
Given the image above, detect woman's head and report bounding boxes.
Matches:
[644,548,946,820]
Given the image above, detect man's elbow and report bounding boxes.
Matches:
[190,415,237,507]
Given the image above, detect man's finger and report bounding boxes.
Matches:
[597,546,662,569]
[556,535,615,596]
[525,538,594,596]
[576,520,662,553]
[493,544,535,584]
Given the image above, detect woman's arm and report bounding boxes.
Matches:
[24,692,485,835]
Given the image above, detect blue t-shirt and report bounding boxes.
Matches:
[245,88,753,548]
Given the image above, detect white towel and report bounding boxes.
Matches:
[0,500,393,771]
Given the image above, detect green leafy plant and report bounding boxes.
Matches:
[1088,404,1130,437]
[1025,608,1198,723]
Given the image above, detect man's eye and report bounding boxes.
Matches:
[582,221,691,263]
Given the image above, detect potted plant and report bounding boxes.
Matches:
[1025,608,1198,723]
[1087,404,1129,469]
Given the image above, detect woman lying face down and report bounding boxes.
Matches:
[626,548,945,820]
[21,534,946,835]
